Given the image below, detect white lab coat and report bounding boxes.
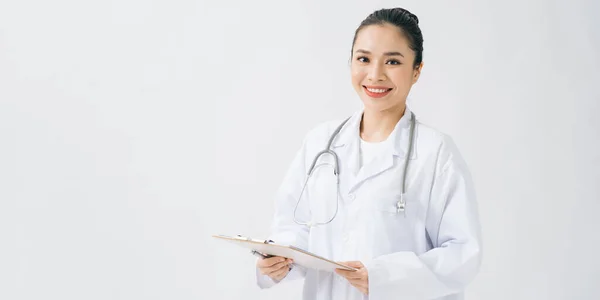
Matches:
[256,107,482,300]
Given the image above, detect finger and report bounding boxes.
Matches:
[270,266,290,280]
[339,276,364,287]
[336,270,362,279]
[258,256,287,268]
[339,261,364,268]
[262,263,287,275]
[345,271,365,279]
[260,257,291,271]
[257,257,280,268]
[260,262,285,275]
[264,260,292,275]
[335,269,356,277]
[343,262,365,275]
[348,279,367,288]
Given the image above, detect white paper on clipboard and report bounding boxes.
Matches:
[212,234,358,272]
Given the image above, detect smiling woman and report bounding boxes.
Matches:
[255,7,482,300]
[350,9,424,143]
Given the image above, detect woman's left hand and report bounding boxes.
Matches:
[335,261,369,295]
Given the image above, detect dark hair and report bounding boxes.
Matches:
[351,8,424,69]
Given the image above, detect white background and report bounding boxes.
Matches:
[1,0,599,299]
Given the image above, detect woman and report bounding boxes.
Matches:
[256,7,482,300]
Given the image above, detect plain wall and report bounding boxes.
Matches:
[1,0,599,299]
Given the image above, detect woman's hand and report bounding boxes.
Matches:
[335,261,369,295]
[256,256,293,282]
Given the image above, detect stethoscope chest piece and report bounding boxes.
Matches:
[396,194,406,216]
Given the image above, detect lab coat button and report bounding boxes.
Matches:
[343,233,350,242]
[348,193,355,200]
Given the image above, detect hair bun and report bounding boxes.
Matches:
[408,12,419,24]
[392,7,419,24]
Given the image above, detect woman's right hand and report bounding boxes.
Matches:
[257,256,294,281]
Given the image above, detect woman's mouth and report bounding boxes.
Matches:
[363,86,393,98]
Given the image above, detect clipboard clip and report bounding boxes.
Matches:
[236,234,274,244]
[235,234,273,244]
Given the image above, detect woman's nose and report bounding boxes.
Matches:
[367,64,386,82]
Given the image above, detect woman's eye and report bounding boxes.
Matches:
[357,56,369,63]
[386,60,401,65]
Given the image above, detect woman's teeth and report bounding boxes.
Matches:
[366,88,389,93]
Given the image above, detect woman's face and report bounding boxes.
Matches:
[351,23,423,113]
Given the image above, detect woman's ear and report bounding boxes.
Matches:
[412,62,424,84]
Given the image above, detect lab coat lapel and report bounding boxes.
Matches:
[391,109,418,160]
[333,139,359,179]
[352,148,394,191]
[346,107,417,193]
[330,111,361,192]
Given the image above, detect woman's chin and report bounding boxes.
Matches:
[361,99,400,112]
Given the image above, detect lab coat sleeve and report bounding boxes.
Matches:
[256,133,312,289]
[365,139,483,299]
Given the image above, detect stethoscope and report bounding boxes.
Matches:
[293,112,416,227]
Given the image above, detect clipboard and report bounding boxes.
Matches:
[212,234,358,272]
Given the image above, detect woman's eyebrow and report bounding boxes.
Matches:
[355,49,404,57]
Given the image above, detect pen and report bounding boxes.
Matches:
[251,250,293,271]
[251,250,273,259]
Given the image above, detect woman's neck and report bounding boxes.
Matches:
[360,104,406,142]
